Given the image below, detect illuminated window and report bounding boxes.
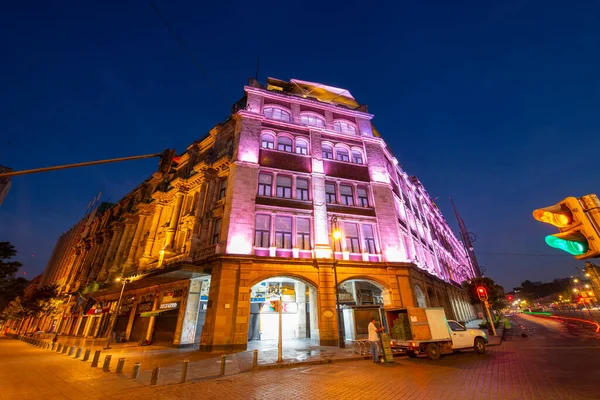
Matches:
[325,183,337,204]
[254,215,271,247]
[340,185,354,206]
[333,120,357,135]
[258,174,273,197]
[300,114,325,128]
[276,175,292,198]
[336,148,349,162]
[277,136,293,152]
[218,179,227,200]
[261,134,274,149]
[322,144,333,159]
[344,222,360,253]
[363,224,377,254]
[357,187,369,207]
[212,218,221,245]
[264,107,291,122]
[296,178,309,200]
[275,216,292,249]
[352,150,363,164]
[295,139,308,155]
[296,218,311,250]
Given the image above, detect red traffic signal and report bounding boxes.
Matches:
[477,286,488,301]
[158,148,178,174]
[508,295,513,301]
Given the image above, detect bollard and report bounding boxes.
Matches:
[219,354,226,376]
[44,342,49,350]
[150,367,159,385]
[131,363,141,379]
[102,355,112,372]
[253,349,258,368]
[82,349,91,362]
[75,347,82,359]
[91,350,101,367]
[68,346,76,357]
[116,358,125,374]
[51,343,56,351]
[61,345,68,354]
[57,344,63,353]
[180,359,189,384]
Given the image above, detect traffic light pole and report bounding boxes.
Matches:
[483,300,497,336]
[277,297,283,363]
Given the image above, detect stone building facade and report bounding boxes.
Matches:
[36,77,476,350]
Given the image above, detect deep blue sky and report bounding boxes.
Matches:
[1,1,599,290]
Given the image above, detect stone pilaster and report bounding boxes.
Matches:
[124,214,148,269]
[162,192,185,254]
[111,220,136,276]
[140,204,164,265]
[316,263,339,347]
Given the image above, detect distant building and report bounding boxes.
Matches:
[30,78,477,349]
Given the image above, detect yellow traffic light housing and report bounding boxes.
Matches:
[533,195,600,260]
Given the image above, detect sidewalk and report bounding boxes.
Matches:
[465,318,505,346]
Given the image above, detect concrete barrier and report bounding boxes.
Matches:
[116,358,125,374]
[91,350,101,367]
[131,363,140,379]
[102,355,112,372]
[150,367,159,385]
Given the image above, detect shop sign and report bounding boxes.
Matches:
[200,279,210,301]
[86,307,110,315]
[162,289,183,303]
[159,302,179,310]
[137,302,154,313]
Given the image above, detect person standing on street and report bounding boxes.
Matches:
[368,317,384,363]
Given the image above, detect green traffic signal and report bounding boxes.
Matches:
[545,235,588,256]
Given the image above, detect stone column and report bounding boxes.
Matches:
[140,204,164,264]
[100,225,124,278]
[176,279,202,347]
[145,296,161,341]
[125,298,139,341]
[316,262,338,347]
[124,214,148,268]
[162,192,185,254]
[111,221,136,276]
[296,282,307,338]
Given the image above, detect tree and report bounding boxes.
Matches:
[462,277,506,311]
[0,242,22,288]
[0,277,28,313]
[0,284,60,333]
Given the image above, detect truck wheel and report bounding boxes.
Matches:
[425,343,441,360]
[473,338,486,354]
[406,350,417,358]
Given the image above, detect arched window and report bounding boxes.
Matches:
[322,144,333,159]
[300,113,325,128]
[335,148,349,162]
[264,107,291,122]
[296,139,308,155]
[414,285,427,308]
[261,133,275,149]
[351,150,363,164]
[333,120,357,135]
[277,136,293,152]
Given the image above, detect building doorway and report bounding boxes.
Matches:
[247,277,319,345]
[337,279,388,341]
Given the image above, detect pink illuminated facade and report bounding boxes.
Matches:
[31,77,476,350]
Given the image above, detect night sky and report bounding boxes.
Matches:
[1,1,599,290]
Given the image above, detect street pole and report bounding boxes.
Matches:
[483,300,497,336]
[277,297,283,363]
[105,278,128,349]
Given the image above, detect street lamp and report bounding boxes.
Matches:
[104,277,130,349]
[331,216,345,349]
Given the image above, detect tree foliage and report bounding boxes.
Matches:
[0,242,22,287]
[0,284,61,322]
[462,277,506,310]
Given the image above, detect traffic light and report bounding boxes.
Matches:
[477,286,488,301]
[533,195,600,260]
[508,295,513,301]
[158,148,177,174]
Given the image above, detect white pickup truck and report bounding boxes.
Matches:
[386,307,488,360]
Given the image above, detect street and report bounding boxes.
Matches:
[1,314,599,400]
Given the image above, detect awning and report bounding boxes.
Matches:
[140,309,176,317]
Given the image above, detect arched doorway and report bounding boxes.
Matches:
[247,276,319,346]
[337,279,387,341]
[414,284,427,308]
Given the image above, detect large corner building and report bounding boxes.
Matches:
[36,78,477,350]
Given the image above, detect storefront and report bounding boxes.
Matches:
[144,289,184,346]
[129,296,154,343]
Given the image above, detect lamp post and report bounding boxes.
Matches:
[331,216,345,349]
[104,277,130,349]
[52,293,72,342]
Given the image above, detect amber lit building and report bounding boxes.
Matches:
[34,78,476,350]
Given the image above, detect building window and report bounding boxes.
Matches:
[322,145,333,159]
[333,120,357,135]
[344,222,360,253]
[296,178,309,200]
[300,114,325,128]
[336,148,349,162]
[277,136,293,152]
[357,187,369,207]
[340,185,354,206]
[258,174,273,196]
[275,216,292,249]
[352,151,363,164]
[363,224,377,254]
[254,214,271,247]
[264,107,291,122]
[261,134,275,149]
[325,183,337,204]
[276,176,292,198]
[296,218,311,250]
[218,179,227,200]
[212,218,221,245]
[295,139,308,155]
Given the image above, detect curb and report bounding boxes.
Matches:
[255,354,371,370]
